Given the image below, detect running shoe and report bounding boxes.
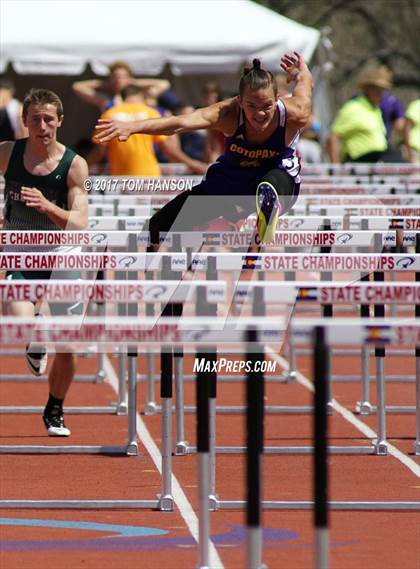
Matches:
[26,344,48,376]
[43,412,71,437]
[256,181,280,243]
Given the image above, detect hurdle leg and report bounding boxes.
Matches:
[283,256,297,382]
[320,228,333,414]
[126,350,139,456]
[285,332,297,382]
[357,229,373,414]
[93,304,106,383]
[94,352,106,383]
[314,326,329,569]
[208,361,218,511]
[356,345,373,415]
[144,270,158,415]
[246,329,267,569]
[374,356,388,455]
[174,348,189,455]
[373,270,387,455]
[158,349,174,511]
[144,352,157,415]
[94,271,106,383]
[157,251,179,509]
[196,353,211,569]
[116,351,128,415]
[415,353,420,456]
[415,234,419,455]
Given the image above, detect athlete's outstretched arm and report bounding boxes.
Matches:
[280,52,312,128]
[94,98,236,143]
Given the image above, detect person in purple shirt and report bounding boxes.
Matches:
[380,90,405,141]
[358,66,407,160]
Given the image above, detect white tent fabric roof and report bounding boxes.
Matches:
[0,0,320,75]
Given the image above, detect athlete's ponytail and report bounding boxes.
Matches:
[239,59,277,96]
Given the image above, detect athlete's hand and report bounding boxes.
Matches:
[94,119,132,143]
[21,187,52,214]
[280,52,310,84]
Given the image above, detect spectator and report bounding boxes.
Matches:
[377,67,406,142]
[177,104,206,161]
[200,82,225,163]
[95,85,206,176]
[0,79,27,141]
[405,98,420,163]
[201,81,222,107]
[72,60,171,112]
[328,67,391,163]
[298,115,322,163]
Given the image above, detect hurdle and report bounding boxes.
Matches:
[299,194,420,205]
[82,213,419,232]
[139,246,418,414]
[216,318,420,519]
[301,162,419,176]
[0,278,225,441]
[178,252,418,463]
[0,317,284,517]
[186,283,418,455]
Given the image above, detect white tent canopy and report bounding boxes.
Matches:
[0,0,320,75]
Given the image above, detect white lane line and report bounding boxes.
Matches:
[103,356,225,569]
[266,348,420,478]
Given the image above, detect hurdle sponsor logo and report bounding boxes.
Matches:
[171,255,187,271]
[297,287,318,301]
[190,256,207,270]
[158,232,172,246]
[390,218,405,229]
[396,256,415,269]
[137,232,151,246]
[145,285,168,301]
[365,325,391,344]
[242,255,262,270]
[203,232,221,246]
[90,232,107,245]
[193,357,277,374]
[290,218,305,229]
[403,233,416,246]
[383,233,396,245]
[118,255,137,269]
[125,219,146,230]
[335,232,353,245]
[206,286,225,302]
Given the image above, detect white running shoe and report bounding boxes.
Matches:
[26,344,48,376]
[43,413,71,437]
